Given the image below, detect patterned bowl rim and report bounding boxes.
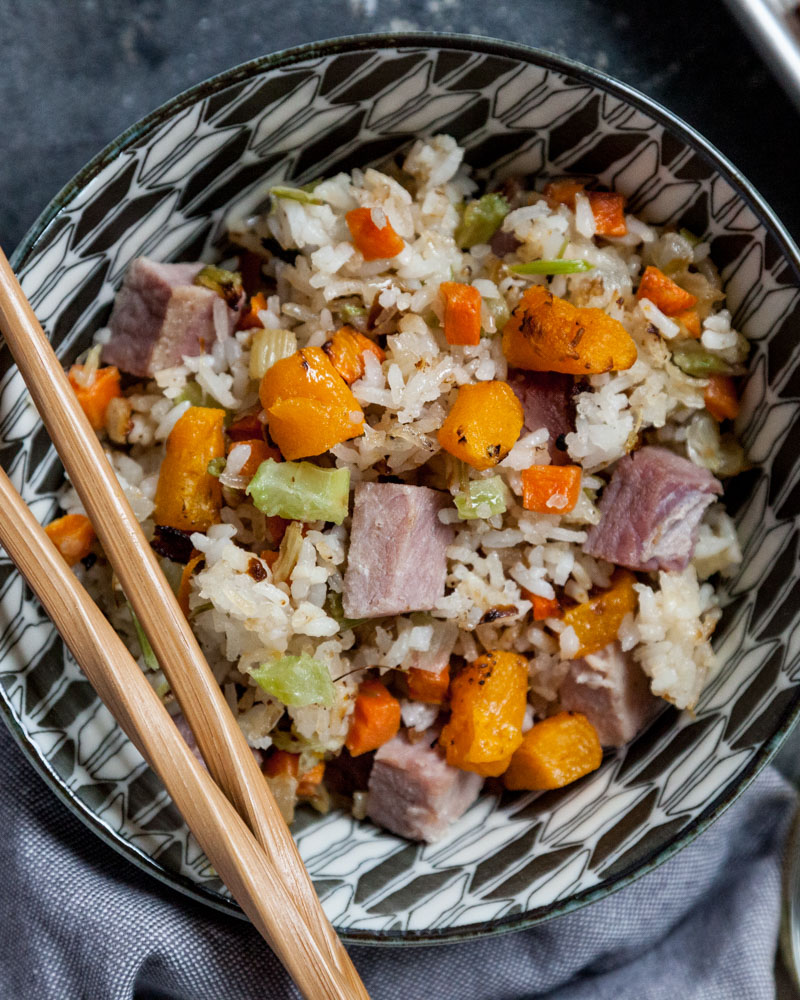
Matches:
[6,31,800,947]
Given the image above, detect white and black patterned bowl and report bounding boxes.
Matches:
[2,34,799,944]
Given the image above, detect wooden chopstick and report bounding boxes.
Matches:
[0,467,358,1000]
[0,247,368,999]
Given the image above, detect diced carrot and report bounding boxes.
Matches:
[228,438,281,480]
[521,590,562,621]
[177,552,204,617]
[227,413,267,442]
[345,206,405,261]
[239,291,268,330]
[323,326,386,384]
[441,282,482,346]
[544,179,585,208]
[44,513,95,567]
[587,191,627,237]
[68,365,122,431]
[636,265,698,316]
[704,374,740,422]
[297,761,326,798]
[562,570,637,658]
[262,749,299,779]
[675,309,701,338]
[262,751,325,797]
[345,678,401,757]
[520,465,582,514]
[407,664,450,704]
[503,712,602,791]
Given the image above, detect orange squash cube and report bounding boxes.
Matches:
[259,347,365,460]
[323,326,385,384]
[561,570,638,658]
[439,650,528,776]
[503,286,637,375]
[438,380,524,470]
[44,513,96,567]
[153,407,225,532]
[504,712,602,790]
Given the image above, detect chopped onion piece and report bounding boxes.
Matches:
[249,328,298,380]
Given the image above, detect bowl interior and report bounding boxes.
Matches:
[3,35,800,943]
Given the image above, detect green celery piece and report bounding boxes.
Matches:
[339,303,368,324]
[153,677,171,700]
[455,193,509,248]
[671,341,738,377]
[250,653,334,707]
[193,265,243,306]
[270,185,323,205]
[207,457,226,477]
[128,602,159,672]
[509,259,594,275]
[324,591,372,630]
[246,459,350,524]
[175,382,211,407]
[271,729,329,755]
[157,557,183,597]
[454,475,508,520]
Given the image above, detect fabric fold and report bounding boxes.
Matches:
[0,720,794,1000]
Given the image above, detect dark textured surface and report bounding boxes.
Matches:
[1,0,800,251]
[2,1,800,992]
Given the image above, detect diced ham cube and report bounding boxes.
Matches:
[489,229,521,257]
[508,369,576,465]
[584,446,722,572]
[366,729,482,842]
[558,641,661,747]
[342,483,453,619]
[102,257,243,377]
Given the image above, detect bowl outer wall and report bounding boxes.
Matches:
[4,32,800,945]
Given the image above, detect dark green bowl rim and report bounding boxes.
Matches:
[6,30,800,947]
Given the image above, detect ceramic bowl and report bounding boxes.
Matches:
[2,34,799,945]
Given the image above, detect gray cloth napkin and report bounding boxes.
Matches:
[0,716,795,1000]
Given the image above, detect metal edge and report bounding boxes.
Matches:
[722,0,800,112]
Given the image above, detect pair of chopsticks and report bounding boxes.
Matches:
[0,248,369,1000]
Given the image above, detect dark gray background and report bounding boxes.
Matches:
[2,0,800,993]
[2,0,800,252]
